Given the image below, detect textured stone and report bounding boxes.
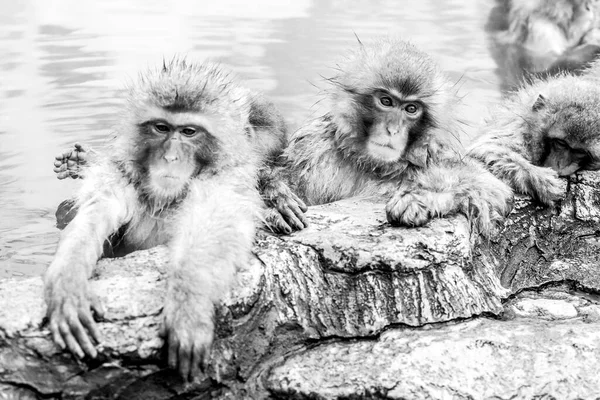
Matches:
[488,172,600,293]
[267,317,600,400]
[2,172,600,399]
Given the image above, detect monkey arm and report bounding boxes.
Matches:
[468,142,563,205]
[386,160,514,237]
[163,170,261,380]
[259,164,308,234]
[44,164,134,359]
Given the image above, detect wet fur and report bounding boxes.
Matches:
[488,0,600,90]
[44,60,267,378]
[281,38,513,236]
[468,71,600,205]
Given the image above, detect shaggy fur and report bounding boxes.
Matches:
[487,0,600,91]
[281,37,513,236]
[468,70,600,205]
[44,60,275,380]
[500,0,597,51]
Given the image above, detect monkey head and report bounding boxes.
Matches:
[113,60,254,206]
[531,85,600,176]
[327,38,457,174]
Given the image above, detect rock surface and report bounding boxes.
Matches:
[1,173,600,399]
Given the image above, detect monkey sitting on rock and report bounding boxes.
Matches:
[246,38,512,236]
[52,84,308,235]
[44,60,298,381]
[468,69,600,206]
[54,39,513,237]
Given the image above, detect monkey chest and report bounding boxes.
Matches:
[123,213,173,250]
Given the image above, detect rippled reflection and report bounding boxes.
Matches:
[0,0,499,277]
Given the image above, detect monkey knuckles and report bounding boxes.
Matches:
[47,291,99,359]
[264,208,293,234]
[164,318,214,380]
[262,183,308,233]
[385,193,431,227]
[529,169,565,205]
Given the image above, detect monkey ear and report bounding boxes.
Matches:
[532,94,547,112]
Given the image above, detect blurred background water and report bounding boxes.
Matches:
[0,0,500,278]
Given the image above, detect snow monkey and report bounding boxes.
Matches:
[468,71,600,206]
[488,0,600,89]
[52,87,308,235]
[276,38,513,235]
[44,60,300,381]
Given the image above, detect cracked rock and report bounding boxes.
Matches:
[1,172,600,399]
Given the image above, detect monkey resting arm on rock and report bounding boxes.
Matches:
[276,37,514,236]
[44,60,293,381]
[468,71,600,206]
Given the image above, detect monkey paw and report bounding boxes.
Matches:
[386,191,432,227]
[262,181,308,234]
[460,174,513,238]
[162,306,214,382]
[53,143,91,180]
[528,167,565,206]
[45,278,104,359]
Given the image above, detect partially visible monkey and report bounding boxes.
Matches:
[275,38,513,235]
[44,60,293,381]
[52,94,308,235]
[487,0,600,91]
[468,72,600,205]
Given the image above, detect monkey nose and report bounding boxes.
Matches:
[387,126,400,136]
[163,154,179,163]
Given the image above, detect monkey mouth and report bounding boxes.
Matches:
[369,140,396,150]
[367,140,401,162]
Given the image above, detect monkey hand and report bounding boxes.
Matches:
[459,178,514,238]
[163,297,214,382]
[53,143,90,180]
[262,181,308,234]
[385,176,513,237]
[44,273,104,359]
[527,166,565,206]
[385,189,437,227]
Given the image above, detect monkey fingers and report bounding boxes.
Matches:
[527,167,565,205]
[167,329,212,382]
[54,167,71,180]
[55,149,73,163]
[51,302,99,359]
[278,200,308,231]
[386,191,432,227]
[53,143,91,180]
[191,343,211,378]
[264,208,291,234]
[290,192,308,213]
[177,344,192,381]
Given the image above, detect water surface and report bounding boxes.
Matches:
[0,0,501,278]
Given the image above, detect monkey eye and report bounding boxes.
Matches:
[379,96,394,107]
[181,127,197,137]
[154,123,170,133]
[553,139,569,149]
[404,103,420,115]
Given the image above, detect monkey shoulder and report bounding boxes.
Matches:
[285,115,371,204]
[248,93,286,132]
[286,114,340,170]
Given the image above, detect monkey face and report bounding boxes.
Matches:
[135,111,220,199]
[543,125,597,176]
[365,91,425,163]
